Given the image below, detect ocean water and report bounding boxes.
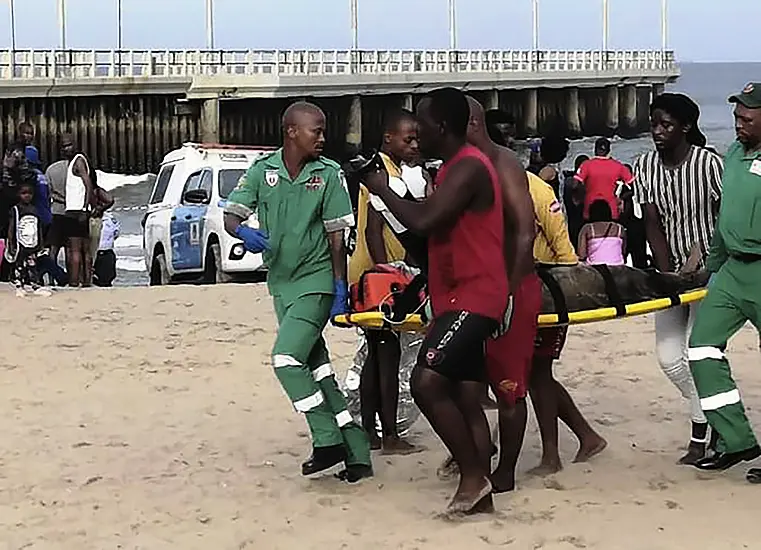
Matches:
[110,62,761,287]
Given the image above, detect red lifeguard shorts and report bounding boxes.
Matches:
[485,273,542,406]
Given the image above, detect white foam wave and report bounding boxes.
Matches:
[116,256,147,273]
[115,234,143,250]
[96,171,154,192]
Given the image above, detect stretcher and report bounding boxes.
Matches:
[333,288,708,331]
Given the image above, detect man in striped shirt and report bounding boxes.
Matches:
[632,92,723,465]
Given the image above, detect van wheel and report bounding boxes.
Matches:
[204,243,232,284]
[150,253,170,286]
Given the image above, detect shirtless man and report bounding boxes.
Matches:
[465,97,542,491]
[363,87,509,515]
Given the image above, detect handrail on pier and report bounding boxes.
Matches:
[0,48,677,80]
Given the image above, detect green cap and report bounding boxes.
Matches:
[729,83,761,109]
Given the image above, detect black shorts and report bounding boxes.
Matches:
[61,214,90,239]
[47,214,68,247]
[418,310,499,382]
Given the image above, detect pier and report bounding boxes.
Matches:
[0,48,678,173]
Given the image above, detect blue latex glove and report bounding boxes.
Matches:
[330,279,350,324]
[708,273,716,288]
[235,225,270,253]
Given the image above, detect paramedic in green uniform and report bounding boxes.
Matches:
[223,101,372,482]
[689,83,761,481]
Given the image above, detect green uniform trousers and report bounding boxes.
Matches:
[689,258,761,454]
[272,293,371,466]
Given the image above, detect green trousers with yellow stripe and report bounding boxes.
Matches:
[272,293,371,466]
[689,258,761,454]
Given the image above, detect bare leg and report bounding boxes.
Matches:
[411,366,491,514]
[557,384,607,463]
[359,333,382,450]
[81,238,93,287]
[378,333,422,455]
[453,381,494,472]
[67,238,82,287]
[528,357,563,474]
[490,399,528,493]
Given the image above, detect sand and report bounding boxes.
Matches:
[1,283,760,550]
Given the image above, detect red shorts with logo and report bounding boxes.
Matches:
[485,273,542,406]
[534,325,569,360]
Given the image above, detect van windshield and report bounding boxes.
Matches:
[218,169,247,199]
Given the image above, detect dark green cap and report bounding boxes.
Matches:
[729,83,761,109]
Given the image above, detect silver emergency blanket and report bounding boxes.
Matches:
[341,329,422,437]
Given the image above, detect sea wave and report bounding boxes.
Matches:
[97,171,155,193]
[115,234,143,250]
[116,256,147,273]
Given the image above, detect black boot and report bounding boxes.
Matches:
[694,445,761,471]
[335,464,374,483]
[301,444,347,476]
[678,422,709,465]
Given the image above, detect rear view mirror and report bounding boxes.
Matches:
[183,188,208,204]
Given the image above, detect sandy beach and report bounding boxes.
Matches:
[1,283,760,549]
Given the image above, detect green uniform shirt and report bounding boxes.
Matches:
[707,141,761,272]
[225,149,354,299]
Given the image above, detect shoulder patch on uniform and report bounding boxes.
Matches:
[549,199,562,213]
[317,156,341,170]
[252,150,279,167]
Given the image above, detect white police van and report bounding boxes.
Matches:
[142,142,275,285]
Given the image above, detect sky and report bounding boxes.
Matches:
[0,0,757,62]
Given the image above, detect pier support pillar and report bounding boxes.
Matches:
[622,85,638,137]
[606,86,619,136]
[567,88,582,137]
[402,94,414,111]
[653,83,665,100]
[200,98,220,143]
[524,89,538,136]
[347,95,362,149]
[485,90,499,111]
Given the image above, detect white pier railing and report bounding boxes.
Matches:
[0,49,677,80]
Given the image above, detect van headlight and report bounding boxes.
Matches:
[230,243,246,260]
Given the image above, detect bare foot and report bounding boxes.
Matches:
[489,469,515,494]
[446,477,493,515]
[437,455,459,480]
[573,437,608,463]
[527,459,563,476]
[381,437,425,456]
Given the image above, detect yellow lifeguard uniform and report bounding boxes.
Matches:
[348,153,407,285]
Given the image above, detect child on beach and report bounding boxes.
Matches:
[577,199,626,266]
[5,180,44,293]
[93,211,119,287]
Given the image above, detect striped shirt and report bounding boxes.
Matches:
[632,146,723,271]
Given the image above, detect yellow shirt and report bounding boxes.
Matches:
[528,172,578,265]
[348,153,407,284]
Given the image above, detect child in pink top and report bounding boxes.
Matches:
[577,200,626,266]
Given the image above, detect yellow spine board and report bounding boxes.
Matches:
[334,289,708,332]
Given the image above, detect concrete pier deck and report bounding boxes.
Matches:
[0,49,678,173]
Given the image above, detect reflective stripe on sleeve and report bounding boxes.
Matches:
[324,214,355,232]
